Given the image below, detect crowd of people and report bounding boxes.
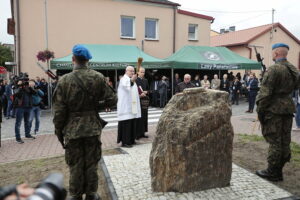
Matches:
[0,75,56,144]
[136,71,261,113]
[0,43,297,200]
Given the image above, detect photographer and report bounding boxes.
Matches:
[14,78,36,144]
[0,173,66,200]
[0,184,34,200]
[29,80,44,135]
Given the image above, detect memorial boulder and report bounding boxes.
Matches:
[150,87,234,192]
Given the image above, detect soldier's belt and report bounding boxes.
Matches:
[69,111,96,117]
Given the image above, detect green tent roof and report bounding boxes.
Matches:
[164,46,261,70]
[50,44,170,70]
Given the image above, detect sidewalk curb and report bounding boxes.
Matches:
[99,158,118,200]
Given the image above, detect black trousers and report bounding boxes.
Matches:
[117,118,137,145]
[151,91,159,107]
[232,92,239,105]
[248,91,257,111]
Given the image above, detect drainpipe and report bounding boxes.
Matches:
[246,46,252,59]
[16,0,21,74]
[172,6,176,95]
[172,6,176,53]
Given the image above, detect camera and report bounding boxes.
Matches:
[34,85,40,90]
[12,73,30,87]
[27,173,67,200]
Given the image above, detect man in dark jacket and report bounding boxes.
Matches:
[175,74,195,93]
[14,80,36,143]
[231,77,242,105]
[246,73,259,113]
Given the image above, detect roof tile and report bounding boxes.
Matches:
[211,23,274,47]
[211,23,300,46]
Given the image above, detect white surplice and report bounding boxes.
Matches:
[117,74,141,121]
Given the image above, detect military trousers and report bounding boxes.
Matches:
[260,113,292,169]
[65,136,102,197]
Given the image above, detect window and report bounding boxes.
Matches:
[145,18,158,40]
[121,16,135,38]
[188,24,198,40]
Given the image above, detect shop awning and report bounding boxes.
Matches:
[164,46,261,70]
[50,44,170,70]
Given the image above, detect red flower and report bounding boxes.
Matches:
[37,49,55,62]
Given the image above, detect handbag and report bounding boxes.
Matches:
[140,96,150,109]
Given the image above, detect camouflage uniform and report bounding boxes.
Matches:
[53,65,117,198]
[256,59,299,176]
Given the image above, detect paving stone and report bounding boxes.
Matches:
[103,143,293,200]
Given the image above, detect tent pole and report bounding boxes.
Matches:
[171,68,174,95]
[115,69,117,89]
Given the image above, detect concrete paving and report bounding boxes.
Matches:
[103,143,293,200]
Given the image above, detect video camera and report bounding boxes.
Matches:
[12,72,30,87]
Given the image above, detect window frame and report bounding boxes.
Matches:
[145,18,159,41]
[188,24,198,41]
[120,15,136,39]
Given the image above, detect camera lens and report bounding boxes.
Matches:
[27,173,66,200]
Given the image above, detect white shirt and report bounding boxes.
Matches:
[117,74,141,121]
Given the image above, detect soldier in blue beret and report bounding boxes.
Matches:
[256,43,299,181]
[53,44,117,200]
[72,44,92,60]
[272,43,289,50]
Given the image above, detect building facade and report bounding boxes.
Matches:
[211,23,300,77]
[9,0,213,78]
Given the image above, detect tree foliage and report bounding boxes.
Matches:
[0,43,13,70]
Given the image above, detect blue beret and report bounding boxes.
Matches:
[72,44,92,60]
[272,43,289,50]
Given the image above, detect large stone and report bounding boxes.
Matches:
[150,87,234,192]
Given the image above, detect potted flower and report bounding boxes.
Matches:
[37,49,55,63]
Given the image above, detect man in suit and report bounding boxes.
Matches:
[173,73,182,93]
[158,76,168,108]
[220,74,230,93]
[246,73,259,113]
[150,76,160,107]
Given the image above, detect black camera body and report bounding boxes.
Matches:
[13,73,30,87]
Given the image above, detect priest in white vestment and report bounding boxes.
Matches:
[117,66,141,147]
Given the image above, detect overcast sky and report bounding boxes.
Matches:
[1,0,300,44]
[173,0,300,38]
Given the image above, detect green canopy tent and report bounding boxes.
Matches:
[164,45,262,94]
[50,44,169,70]
[164,45,261,70]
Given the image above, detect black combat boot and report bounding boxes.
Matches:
[256,167,283,182]
[85,193,101,200]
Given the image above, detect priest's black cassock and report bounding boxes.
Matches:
[136,76,149,139]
